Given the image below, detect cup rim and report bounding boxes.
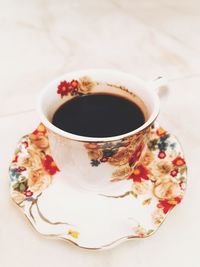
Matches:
[37,69,160,142]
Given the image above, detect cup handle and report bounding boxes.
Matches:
[147,76,169,97]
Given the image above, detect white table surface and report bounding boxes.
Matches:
[0,0,199,266]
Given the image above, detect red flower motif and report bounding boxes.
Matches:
[84,143,99,150]
[18,166,26,172]
[12,155,18,163]
[71,80,79,89]
[170,169,178,177]
[57,80,79,98]
[157,197,182,214]
[156,127,166,136]
[57,81,72,97]
[33,123,46,135]
[100,157,108,162]
[129,142,145,166]
[24,190,33,197]
[172,156,185,167]
[158,151,166,159]
[42,155,60,175]
[179,181,186,190]
[128,164,149,182]
[22,141,29,148]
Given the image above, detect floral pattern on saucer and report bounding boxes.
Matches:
[9,124,59,204]
[103,125,187,223]
[9,124,79,242]
[9,123,187,249]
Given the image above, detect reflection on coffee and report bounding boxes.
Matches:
[52,93,145,138]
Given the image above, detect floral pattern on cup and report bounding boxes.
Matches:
[85,133,145,163]
[85,139,144,167]
[57,76,95,98]
[84,127,151,182]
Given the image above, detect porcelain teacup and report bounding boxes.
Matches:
[37,69,161,193]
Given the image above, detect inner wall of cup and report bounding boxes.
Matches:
[96,83,149,121]
[39,71,156,131]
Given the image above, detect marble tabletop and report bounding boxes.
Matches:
[0,0,199,266]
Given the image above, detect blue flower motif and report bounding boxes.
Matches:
[170,143,176,150]
[103,149,116,158]
[9,167,21,181]
[158,142,168,151]
[91,159,100,167]
[159,134,170,143]
[102,143,114,149]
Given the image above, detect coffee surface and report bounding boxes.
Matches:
[52,93,145,137]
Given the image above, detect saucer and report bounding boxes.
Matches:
[9,123,187,249]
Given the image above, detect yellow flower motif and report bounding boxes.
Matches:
[133,225,148,237]
[156,127,166,136]
[142,198,152,205]
[68,230,79,239]
[141,151,154,166]
[132,181,149,195]
[79,76,94,94]
[156,161,173,174]
[111,164,132,181]
[87,149,103,160]
[37,123,46,133]
[84,143,99,150]
[153,178,182,200]
[152,208,165,225]
[21,149,43,171]
[149,161,173,182]
[19,148,52,193]
[29,134,49,149]
[108,148,131,166]
[28,171,52,193]
[133,225,154,237]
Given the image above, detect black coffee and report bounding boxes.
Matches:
[52,93,145,137]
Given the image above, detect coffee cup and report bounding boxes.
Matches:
[37,69,163,193]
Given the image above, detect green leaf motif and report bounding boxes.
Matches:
[170,143,176,150]
[179,176,186,181]
[12,182,19,190]
[131,191,138,198]
[20,176,27,182]
[180,166,187,175]
[148,139,158,151]
[14,148,20,154]
[147,229,154,235]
